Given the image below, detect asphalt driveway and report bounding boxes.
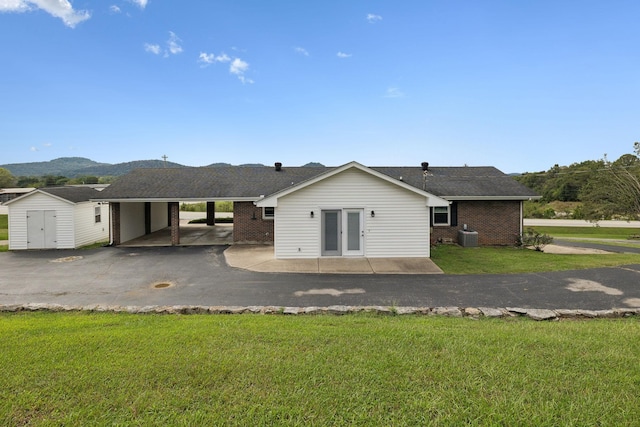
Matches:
[1,246,640,310]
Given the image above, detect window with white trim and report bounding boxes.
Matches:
[263,207,274,220]
[94,206,102,223]
[432,206,449,226]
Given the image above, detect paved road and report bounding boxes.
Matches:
[1,246,639,310]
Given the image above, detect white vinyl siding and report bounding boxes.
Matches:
[8,192,74,249]
[150,202,168,233]
[74,202,109,247]
[120,202,146,243]
[273,168,430,259]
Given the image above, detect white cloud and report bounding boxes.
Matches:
[198,51,230,66]
[144,32,183,57]
[129,0,147,8]
[337,51,352,58]
[0,0,91,28]
[384,87,405,98]
[229,58,253,84]
[166,31,182,55]
[29,146,38,152]
[109,5,120,13]
[144,43,160,55]
[366,13,382,23]
[294,46,309,56]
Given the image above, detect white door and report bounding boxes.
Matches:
[343,209,364,256]
[27,210,57,249]
[321,210,341,256]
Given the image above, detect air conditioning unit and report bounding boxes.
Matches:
[458,230,478,247]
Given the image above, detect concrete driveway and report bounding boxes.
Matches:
[1,246,639,310]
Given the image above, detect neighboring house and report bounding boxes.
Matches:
[6,187,109,250]
[0,188,35,204]
[94,161,539,258]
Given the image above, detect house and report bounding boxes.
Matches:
[0,187,35,204]
[93,161,539,258]
[6,187,109,250]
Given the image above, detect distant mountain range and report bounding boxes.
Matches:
[0,157,325,177]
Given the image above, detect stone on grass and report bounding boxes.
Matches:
[526,309,557,321]
[432,306,463,317]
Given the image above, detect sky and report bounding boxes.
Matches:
[0,1,639,173]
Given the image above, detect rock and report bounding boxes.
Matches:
[282,307,301,315]
[395,307,420,315]
[432,306,463,317]
[464,307,482,317]
[303,307,324,314]
[506,307,528,315]
[478,307,504,318]
[526,309,557,321]
[327,305,351,315]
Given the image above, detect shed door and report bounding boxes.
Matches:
[27,210,57,249]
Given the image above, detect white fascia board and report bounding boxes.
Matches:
[255,161,450,207]
[5,189,75,206]
[91,197,260,203]
[443,195,542,201]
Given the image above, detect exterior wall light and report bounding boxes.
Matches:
[310,211,314,218]
[371,210,375,217]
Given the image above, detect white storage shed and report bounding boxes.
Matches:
[6,187,109,250]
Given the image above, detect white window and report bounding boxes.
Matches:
[94,206,102,223]
[263,207,274,220]
[432,206,449,226]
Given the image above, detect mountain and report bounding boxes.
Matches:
[1,157,107,177]
[74,160,185,176]
[1,158,326,178]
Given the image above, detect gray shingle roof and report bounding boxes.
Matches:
[39,186,103,203]
[372,166,539,198]
[96,166,327,200]
[94,164,538,201]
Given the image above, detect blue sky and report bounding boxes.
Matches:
[1,0,638,173]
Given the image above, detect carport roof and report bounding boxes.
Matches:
[94,166,327,201]
[93,164,539,201]
[6,186,103,205]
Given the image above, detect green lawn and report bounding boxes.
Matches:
[1,313,639,426]
[0,214,7,240]
[431,244,640,274]
[0,214,7,251]
[530,226,640,240]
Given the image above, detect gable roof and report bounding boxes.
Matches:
[255,161,450,207]
[5,186,102,205]
[93,163,539,202]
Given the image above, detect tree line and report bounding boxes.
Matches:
[514,143,640,220]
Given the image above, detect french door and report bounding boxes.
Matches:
[321,209,363,256]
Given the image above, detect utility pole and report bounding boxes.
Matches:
[161,154,168,167]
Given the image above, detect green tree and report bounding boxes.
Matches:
[580,147,640,220]
[0,167,17,188]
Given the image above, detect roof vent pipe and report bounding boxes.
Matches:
[275,162,282,171]
[421,162,429,171]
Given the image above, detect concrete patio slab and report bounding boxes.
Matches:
[224,245,443,274]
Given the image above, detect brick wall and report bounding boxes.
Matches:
[431,200,522,246]
[233,201,274,243]
[110,202,120,245]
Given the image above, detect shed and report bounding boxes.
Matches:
[5,187,109,250]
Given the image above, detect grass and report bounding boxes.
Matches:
[530,226,640,240]
[0,214,7,251]
[1,312,639,426]
[180,201,233,212]
[431,244,640,274]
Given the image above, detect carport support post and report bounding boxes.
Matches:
[169,202,180,245]
[111,202,121,246]
[206,202,216,226]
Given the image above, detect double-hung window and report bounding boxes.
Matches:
[263,207,275,220]
[432,206,449,226]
